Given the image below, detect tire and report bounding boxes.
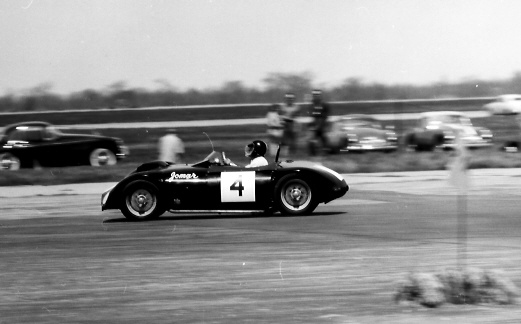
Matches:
[0,153,21,171]
[329,137,346,154]
[403,135,417,152]
[121,180,164,221]
[89,148,117,167]
[274,175,318,216]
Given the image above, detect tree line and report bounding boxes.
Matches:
[1,71,521,112]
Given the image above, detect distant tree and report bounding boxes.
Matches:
[68,89,105,110]
[154,78,176,92]
[508,72,521,94]
[0,92,17,112]
[103,81,142,108]
[331,77,365,100]
[22,82,54,97]
[18,82,68,111]
[7,71,521,112]
[215,81,248,103]
[262,71,314,101]
[106,81,127,94]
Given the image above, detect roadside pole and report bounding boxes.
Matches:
[449,131,469,271]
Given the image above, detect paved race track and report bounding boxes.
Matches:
[1,170,521,323]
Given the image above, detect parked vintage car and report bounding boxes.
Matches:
[101,146,348,221]
[326,114,398,153]
[483,94,521,115]
[402,111,493,151]
[0,121,128,170]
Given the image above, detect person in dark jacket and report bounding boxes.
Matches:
[279,93,301,155]
[307,89,330,155]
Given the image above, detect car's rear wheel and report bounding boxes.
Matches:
[89,148,117,166]
[0,153,21,170]
[121,180,164,221]
[275,175,318,215]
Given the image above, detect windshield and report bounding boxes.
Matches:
[425,114,471,126]
[6,125,62,142]
[204,151,224,164]
[340,118,382,129]
[192,151,225,168]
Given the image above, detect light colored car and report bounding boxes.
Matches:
[483,94,521,115]
[327,114,398,153]
[403,111,493,151]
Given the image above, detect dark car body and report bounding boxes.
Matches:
[0,121,128,170]
[102,150,349,220]
[403,111,493,151]
[327,114,398,153]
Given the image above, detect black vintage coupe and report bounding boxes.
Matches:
[0,121,128,170]
[101,148,348,220]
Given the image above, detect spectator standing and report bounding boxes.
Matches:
[279,92,301,155]
[266,104,283,156]
[307,89,330,155]
[158,128,185,163]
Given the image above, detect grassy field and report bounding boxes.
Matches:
[1,116,521,187]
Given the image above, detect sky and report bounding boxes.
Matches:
[1,0,521,95]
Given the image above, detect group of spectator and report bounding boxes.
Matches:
[267,89,330,156]
[157,89,331,165]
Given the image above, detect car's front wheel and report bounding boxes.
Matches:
[89,148,117,166]
[0,153,21,170]
[275,175,318,215]
[121,180,165,221]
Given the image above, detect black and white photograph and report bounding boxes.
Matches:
[1,0,521,322]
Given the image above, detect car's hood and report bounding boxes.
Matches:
[442,125,479,137]
[345,128,389,139]
[59,133,116,141]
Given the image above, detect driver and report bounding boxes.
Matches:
[244,140,269,168]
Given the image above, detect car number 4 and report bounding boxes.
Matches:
[230,176,245,196]
[221,171,255,202]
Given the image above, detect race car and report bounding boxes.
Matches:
[101,147,349,221]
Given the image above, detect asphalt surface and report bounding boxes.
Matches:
[1,169,520,323]
[1,167,519,199]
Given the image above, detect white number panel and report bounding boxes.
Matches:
[220,171,256,202]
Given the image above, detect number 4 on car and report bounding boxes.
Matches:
[221,172,255,202]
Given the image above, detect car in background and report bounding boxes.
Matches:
[483,94,521,115]
[326,114,398,153]
[403,111,493,151]
[0,121,128,170]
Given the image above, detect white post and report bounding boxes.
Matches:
[449,131,469,271]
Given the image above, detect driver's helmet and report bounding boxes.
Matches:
[245,140,267,158]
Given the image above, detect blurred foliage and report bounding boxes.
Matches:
[3,71,521,112]
[395,268,519,307]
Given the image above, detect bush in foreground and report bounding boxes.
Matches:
[394,268,519,307]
